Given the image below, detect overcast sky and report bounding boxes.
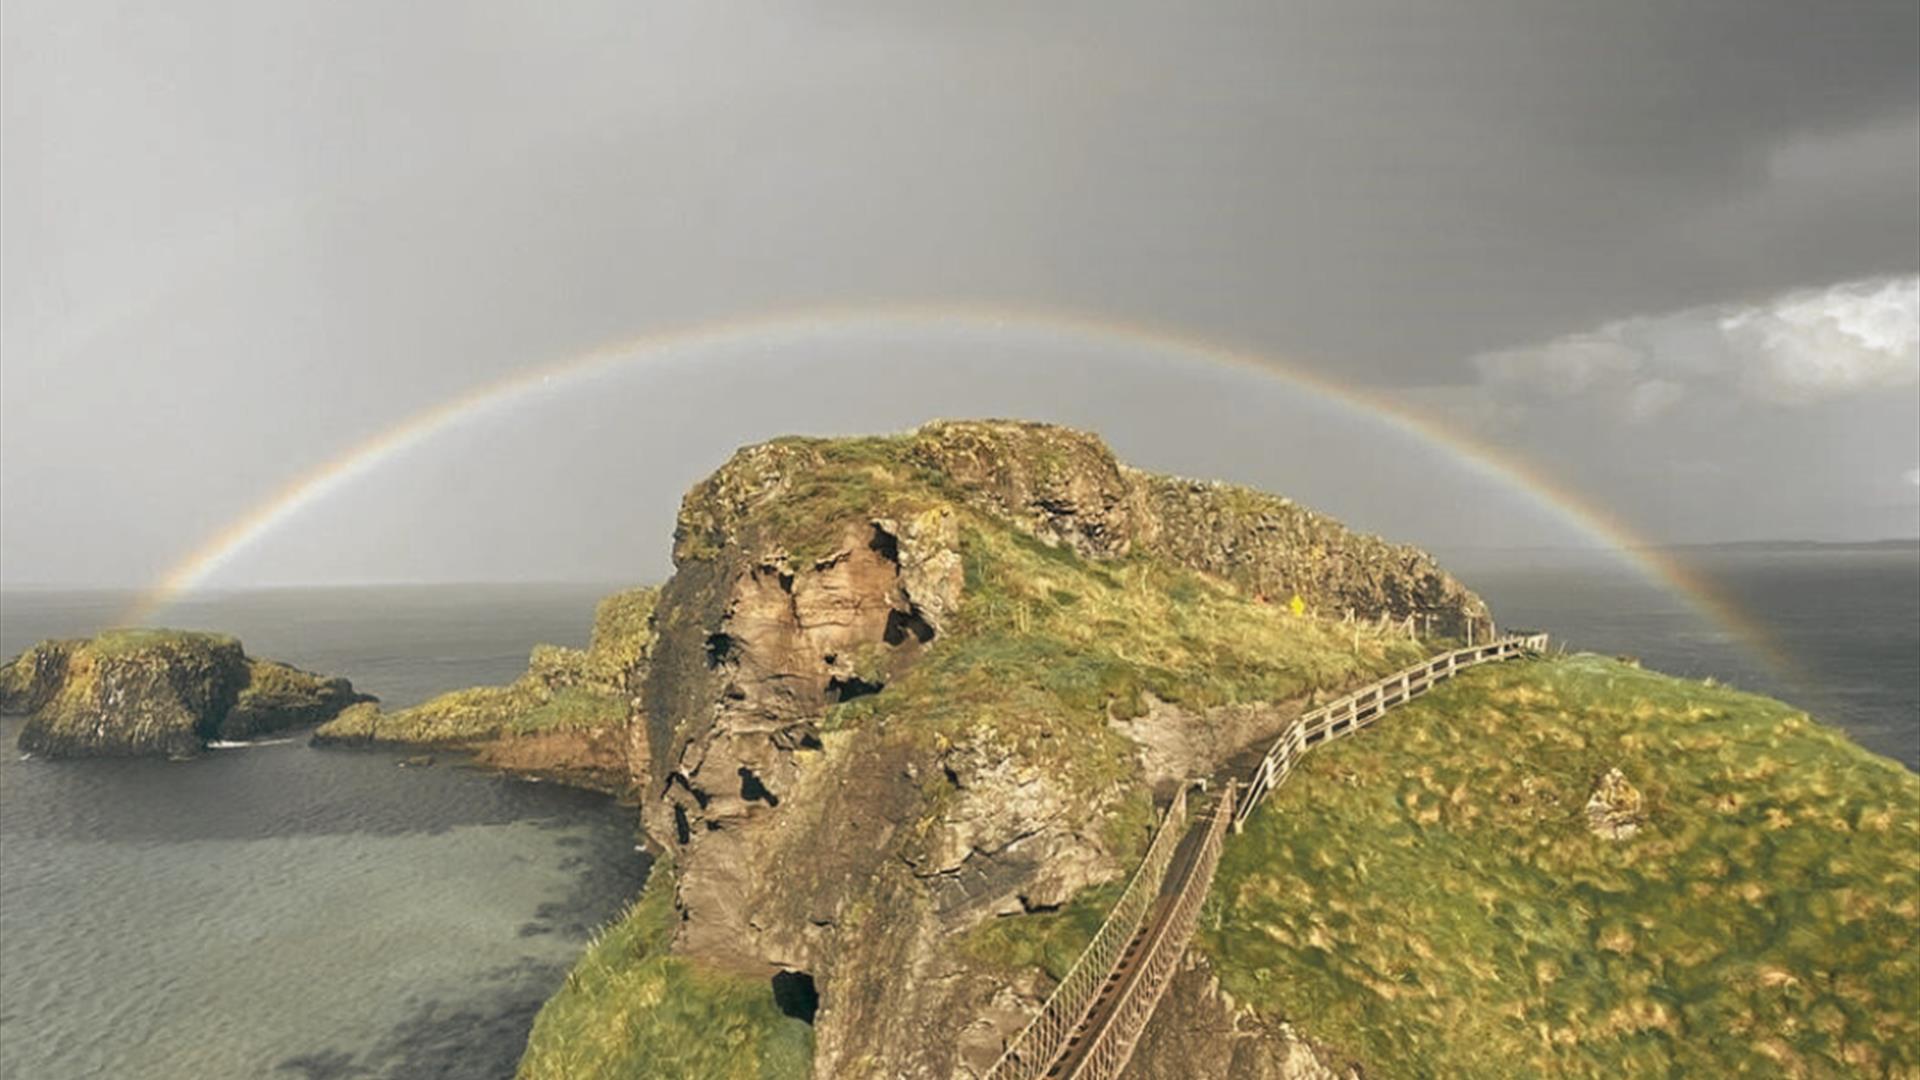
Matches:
[2,1,1916,587]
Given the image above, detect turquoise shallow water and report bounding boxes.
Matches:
[0,585,650,1080]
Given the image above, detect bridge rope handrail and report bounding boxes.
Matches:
[980,783,1191,1080]
[1066,778,1237,1079]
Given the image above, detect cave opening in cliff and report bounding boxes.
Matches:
[771,970,819,1024]
[827,674,884,702]
[738,765,780,806]
[868,525,900,564]
[883,607,935,646]
[705,632,735,668]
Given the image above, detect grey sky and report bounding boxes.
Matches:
[2,1,1916,586]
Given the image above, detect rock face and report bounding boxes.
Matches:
[667,422,1490,642]
[904,421,1493,639]
[1585,766,1646,839]
[624,421,1495,1078]
[2,629,372,758]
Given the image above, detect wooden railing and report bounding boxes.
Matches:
[972,634,1548,1079]
[981,784,1191,1080]
[1235,633,1549,828]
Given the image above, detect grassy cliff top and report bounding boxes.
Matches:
[83,628,242,656]
[1201,655,1920,1078]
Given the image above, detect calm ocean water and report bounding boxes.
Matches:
[0,549,1913,1078]
[0,585,649,1080]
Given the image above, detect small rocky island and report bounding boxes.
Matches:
[1,629,372,758]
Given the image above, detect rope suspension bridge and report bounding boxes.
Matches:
[979,633,1550,1080]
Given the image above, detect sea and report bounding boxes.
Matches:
[0,546,1915,1079]
[0,584,651,1080]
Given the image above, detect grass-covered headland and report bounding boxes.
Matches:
[1201,654,1920,1078]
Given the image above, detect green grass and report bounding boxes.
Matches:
[517,860,813,1080]
[581,587,659,686]
[1200,655,1920,1078]
[963,879,1128,983]
[86,628,239,658]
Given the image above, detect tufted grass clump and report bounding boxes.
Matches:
[517,859,812,1080]
[1201,655,1920,1078]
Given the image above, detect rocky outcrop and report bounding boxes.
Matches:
[3,630,372,758]
[1585,766,1646,839]
[467,725,634,795]
[623,420,1494,1078]
[1136,472,1491,640]
[1109,695,1307,792]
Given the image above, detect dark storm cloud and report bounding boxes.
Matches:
[1,0,1915,584]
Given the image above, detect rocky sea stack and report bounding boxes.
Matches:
[2,629,372,759]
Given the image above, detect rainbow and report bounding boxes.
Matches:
[121,302,1786,669]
